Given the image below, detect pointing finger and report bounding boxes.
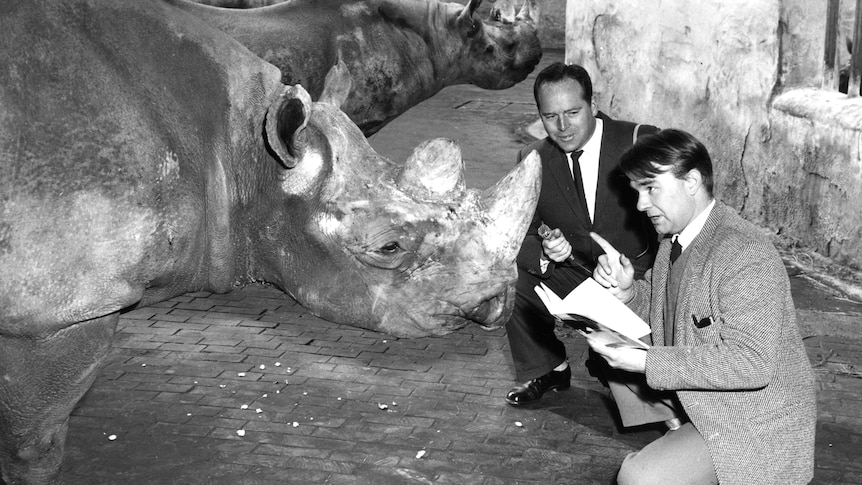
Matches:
[590,232,620,259]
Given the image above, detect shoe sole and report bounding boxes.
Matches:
[504,383,571,406]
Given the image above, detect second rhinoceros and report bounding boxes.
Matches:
[176,0,543,135]
[0,0,539,483]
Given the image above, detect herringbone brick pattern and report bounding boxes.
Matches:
[56,279,862,484]
[59,284,661,484]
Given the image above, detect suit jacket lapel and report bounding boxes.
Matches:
[673,203,725,344]
[548,149,591,229]
[594,143,615,221]
[653,238,672,346]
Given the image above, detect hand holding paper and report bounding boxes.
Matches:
[587,338,648,373]
[534,278,650,350]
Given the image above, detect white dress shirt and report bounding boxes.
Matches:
[540,119,606,273]
[567,118,603,223]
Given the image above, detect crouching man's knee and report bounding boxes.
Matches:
[616,450,658,485]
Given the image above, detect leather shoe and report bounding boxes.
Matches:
[505,365,571,405]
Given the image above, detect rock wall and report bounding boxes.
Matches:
[535,0,565,49]
[768,90,862,266]
[565,0,862,269]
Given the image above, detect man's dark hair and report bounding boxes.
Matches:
[533,62,593,107]
[619,129,715,196]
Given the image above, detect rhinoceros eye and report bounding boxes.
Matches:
[347,223,418,270]
[354,241,409,270]
[379,241,401,254]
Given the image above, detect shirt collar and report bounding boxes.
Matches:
[674,199,716,250]
[580,117,603,159]
[564,117,603,159]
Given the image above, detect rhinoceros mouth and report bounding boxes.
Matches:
[430,288,511,333]
[378,289,514,338]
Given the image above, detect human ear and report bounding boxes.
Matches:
[684,169,702,195]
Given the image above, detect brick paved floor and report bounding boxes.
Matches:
[56,277,862,484]
[58,285,664,484]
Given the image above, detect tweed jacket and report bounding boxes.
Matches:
[628,202,817,485]
[517,113,658,277]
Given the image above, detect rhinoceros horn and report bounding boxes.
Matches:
[490,0,515,23]
[396,138,466,202]
[478,150,541,260]
[318,58,352,107]
[491,0,539,24]
[516,0,540,23]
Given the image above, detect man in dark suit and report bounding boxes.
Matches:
[505,62,658,405]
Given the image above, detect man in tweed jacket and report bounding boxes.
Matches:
[590,129,816,484]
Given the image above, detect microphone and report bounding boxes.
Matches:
[537,223,594,277]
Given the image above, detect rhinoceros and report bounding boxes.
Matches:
[174,0,543,135]
[0,0,540,483]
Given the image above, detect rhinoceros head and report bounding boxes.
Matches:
[258,63,540,337]
[374,0,543,92]
[449,0,543,89]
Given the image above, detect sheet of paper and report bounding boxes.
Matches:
[534,278,651,339]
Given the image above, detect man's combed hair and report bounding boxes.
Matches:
[619,129,714,195]
[533,62,593,105]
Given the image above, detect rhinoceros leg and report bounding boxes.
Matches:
[0,313,117,485]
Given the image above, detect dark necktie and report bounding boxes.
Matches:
[666,236,683,345]
[570,150,587,215]
[670,237,682,265]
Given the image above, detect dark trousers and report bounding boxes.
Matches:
[505,264,590,382]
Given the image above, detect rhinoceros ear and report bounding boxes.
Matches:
[265,84,312,169]
[455,0,482,35]
[318,59,352,109]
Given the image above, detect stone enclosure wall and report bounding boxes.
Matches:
[565,0,862,270]
[535,0,565,49]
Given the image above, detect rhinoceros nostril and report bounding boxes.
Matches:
[469,300,491,319]
[467,295,505,325]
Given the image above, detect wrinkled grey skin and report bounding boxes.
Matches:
[175,0,543,135]
[0,0,540,483]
